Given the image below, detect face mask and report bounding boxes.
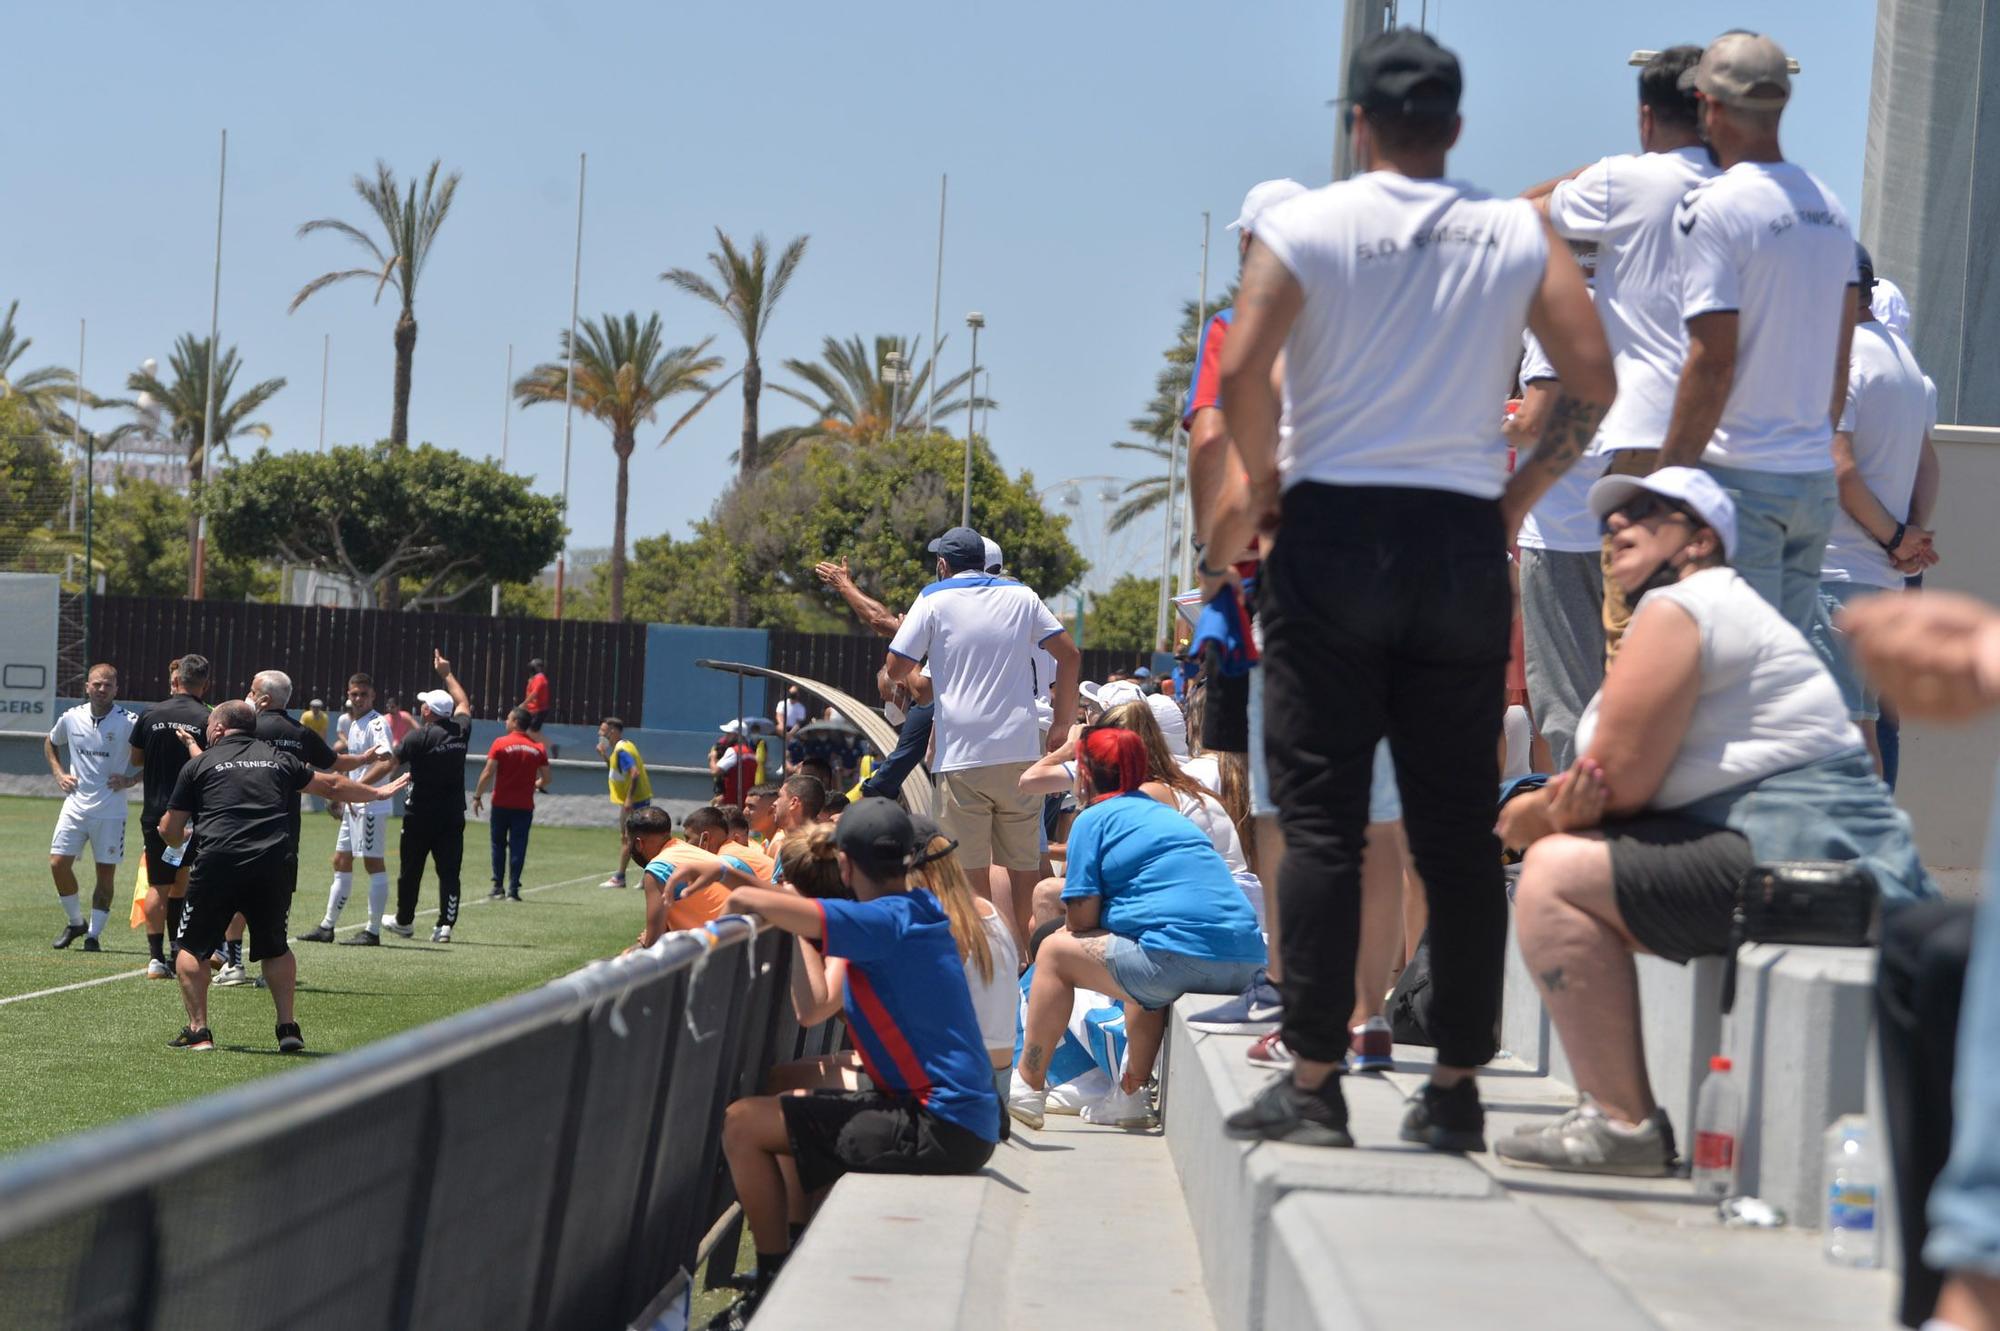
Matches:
[1630,538,1698,603]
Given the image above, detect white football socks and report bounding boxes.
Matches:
[87,908,108,939]
[367,872,389,934]
[323,871,353,929]
[61,895,84,926]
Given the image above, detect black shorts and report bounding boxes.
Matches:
[779,1090,995,1195]
[1198,646,1250,754]
[1607,815,1754,964]
[141,822,196,886]
[523,710,548,731]
[177,852,295,963]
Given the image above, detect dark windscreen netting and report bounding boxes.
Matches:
[0,928,830,1331]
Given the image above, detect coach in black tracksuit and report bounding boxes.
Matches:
[390,651,473,943]
[248,669,349,899]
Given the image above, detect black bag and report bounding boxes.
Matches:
[1718,861,1880,1014]
[1388,930,1435,1047]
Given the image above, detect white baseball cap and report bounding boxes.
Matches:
[417,689,455,718]
[1227,179,1308,234]
[1146,694,1190,758]
[982,537,1003,572]
[1587,466,1738,558]
[1082,680,1146,712]
[1871,276,1912,339]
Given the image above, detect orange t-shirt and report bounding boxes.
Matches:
[640,841,732,932]
[720,839,777,884]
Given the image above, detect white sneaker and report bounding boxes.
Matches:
[380,919,414,938]
[1081,1083,1158,1130]
[145,957,172,979]
[1006,1070,1047,1130]
[599,875,627,889]
[214,963,255,987]
[1044,1082,1093,1116]
[430,925,452,943]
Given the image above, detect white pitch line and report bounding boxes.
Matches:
[0,869,617,1009]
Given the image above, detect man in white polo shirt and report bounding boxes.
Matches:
[46,662,137,952]
[1526,44,1716,661]
[1658,30,1860,635]
[888,526,1080,946]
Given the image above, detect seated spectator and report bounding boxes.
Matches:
[722,804,753,845]
[1016,888,1135,1123]
[745,783,781,846]
[1099,701,1264,924]
[683,805,776,883]
[776,774,827,837]
[1008,728,1266,1130]
[626,807,734,946]
[909,816,1022,1110]
[719,800,1000,1314]
[1494,469,1934,1176]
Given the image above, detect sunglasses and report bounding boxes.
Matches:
[1601,492,1696,538]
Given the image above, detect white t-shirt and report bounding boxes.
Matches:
[889,573,1066,772]
[969,899,1023,1058]
[1573,568,1860,809]
[775,699,807,731]
[337,709,396,807]
[49,703,136,816]
[1547,146,1718,453]
[1255,172,1548,500]
[1175,788,1265,924]
[1822,322,1934,589]
[1513,330,1602,553]
[1675,161,1858,473]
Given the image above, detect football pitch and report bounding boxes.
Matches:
[0,795,646,1158]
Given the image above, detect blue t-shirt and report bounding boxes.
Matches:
[816,892,1002,1142]
[1061,792,1267,964]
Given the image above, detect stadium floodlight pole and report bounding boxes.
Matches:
[317,333,329,453]
[193,127,226,601]
[1179,212,1211,591]
[553,153,586,622]
[494,342,513,617]
[962,312,983,527]
[76,320,91,654]
[925,174,947,433]
[1154,428,1181,649]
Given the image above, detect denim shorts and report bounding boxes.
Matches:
[1102,936,1264,1011]
[1809,581,1884,721]
[1248,667,1400,822]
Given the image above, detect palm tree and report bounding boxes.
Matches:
[102,334,285,592]
[661,229,808,482]
[0,301,81,433]
[289,159,461,450]
[514,313,729,621]
[1106,288,1235,533]
[760,333,990,465]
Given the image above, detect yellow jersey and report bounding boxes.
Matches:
[607,737,652,805]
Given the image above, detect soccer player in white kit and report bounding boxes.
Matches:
[45,663,138,952]
[297,672,399,945]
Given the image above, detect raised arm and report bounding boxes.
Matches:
[308,767,413,804]
[1021,724,1082,797]
[790,938,847,1026]
[434,648,471,718]
[816,558,904,637]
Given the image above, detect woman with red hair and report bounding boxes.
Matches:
[1008,727,1266,1130]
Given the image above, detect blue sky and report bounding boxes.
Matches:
[7,0,1873,586]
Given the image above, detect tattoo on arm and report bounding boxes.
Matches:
[1538,966,1567,993]
[1022,1043,1046,1077]
[1517,394,1607,486]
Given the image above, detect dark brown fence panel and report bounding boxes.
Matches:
[86,596,647,724]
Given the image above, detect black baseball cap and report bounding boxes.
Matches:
[907,814,958,867]
[835,798,917,877]
[1854,241,1875,292]
[927,526,986,572]
[1344,27,1463,116]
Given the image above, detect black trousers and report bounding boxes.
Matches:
[1263,483,1511,1068]
[395,815,464,929]
[1876,899,1977,1327]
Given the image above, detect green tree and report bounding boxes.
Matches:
[0,301,81,434]
[513,312,730,621]
[1085,573,1159,651]
[89,477,273,600]
[0,395,73,575]
[761,333,987,464]
[1109,285,1235,533]
[205,443,563,611]
[289,159,462,450]
[661,228,809,483]
[624,431,1086,629]
[102,334,285,592]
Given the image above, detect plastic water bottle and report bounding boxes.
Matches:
[160,841,185,867]
[1692,1055,1742,1199]
[1824,1115,1883,1268]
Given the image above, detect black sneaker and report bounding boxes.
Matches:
[507,889,521,901]
[297,924,336,943]
[488,883,505,900]
[82,936,102,953]
[1399,1079,1486,1153]
[169,1026,215,1050]
[276,1022,304,1053]
[339,929,381,947]
[1223,1076,1353,1147]
[51,923,88,950]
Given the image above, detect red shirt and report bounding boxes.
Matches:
[487,732,550,809]
[523,673,551,713]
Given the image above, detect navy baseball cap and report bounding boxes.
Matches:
[836,798,918,877]
[927,527,986,571]
[1344,27,1463,116]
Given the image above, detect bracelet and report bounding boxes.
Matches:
[1881,521,1906,553]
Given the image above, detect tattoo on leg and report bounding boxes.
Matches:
[1539,966,1567,993]
[1022,1044,1045,1077]
[1079,935,1110,964]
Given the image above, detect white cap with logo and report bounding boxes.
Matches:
[417,689,455,718]
[1227,179,1308,234]
[1587,466,1738,558]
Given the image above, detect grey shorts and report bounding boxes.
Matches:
[1607,815,1754,964]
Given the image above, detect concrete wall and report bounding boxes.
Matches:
[641,625,768,734]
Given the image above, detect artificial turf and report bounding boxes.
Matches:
[0,794,645,1157]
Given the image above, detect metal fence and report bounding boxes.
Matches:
[766,630,1139,706]
[0,921,835,1331]
[85,595,648,725]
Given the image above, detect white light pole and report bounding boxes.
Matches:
[925,174,948,433]
[193,128,226,600]
[317,332,329,453]
[962,312,983,528]
[553,152,585,621]
[493,342,514,617]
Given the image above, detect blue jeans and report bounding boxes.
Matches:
[1809,581,1885,721]
[1701,462,1836,636]
[861,702,933,801]
[1926,773,2000,1277]
[489,806,533,890]
[1102,936,1264,1011]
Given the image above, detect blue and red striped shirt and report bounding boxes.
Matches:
[815,892,1001,1141]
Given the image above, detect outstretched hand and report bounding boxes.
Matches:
[434,648,452,677]
[814,558,853,591]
